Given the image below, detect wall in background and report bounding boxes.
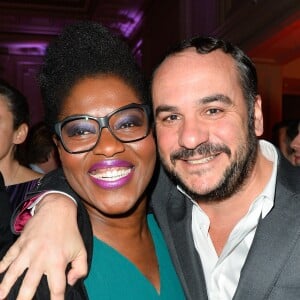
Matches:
[0,0,299,138]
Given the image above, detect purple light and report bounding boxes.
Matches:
[114,9,143,38]
[1,42,48,55]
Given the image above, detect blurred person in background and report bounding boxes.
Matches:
[0,79,42,211]
[288,120,300,166]
[0,172,13,260]
[271,120,294,163]
[22,121,60,174]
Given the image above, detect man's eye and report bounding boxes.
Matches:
[164,114,180,122]
[206,108,221,115]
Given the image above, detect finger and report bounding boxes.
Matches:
[15,268,43,300]
[66,253,88,286]
[0,257,29,299]
[42,252,69,299]
[47,268,67,300]
[50,293,65,300]
[0,242,21,273]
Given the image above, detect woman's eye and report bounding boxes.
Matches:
[65,123,96,137]
[68,128,92,137]
[115,116,143,130]
[72,128,90,136]
[120,122,135,129]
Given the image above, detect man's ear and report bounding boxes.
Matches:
[13,123,29,145]
[254,95,264,137]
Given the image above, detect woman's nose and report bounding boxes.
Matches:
[92,128,125,156]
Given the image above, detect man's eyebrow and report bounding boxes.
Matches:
[155,95,232,116]
[155,105,177,117]
[200,94,232,105]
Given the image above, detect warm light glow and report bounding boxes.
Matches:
[248,19,300,64]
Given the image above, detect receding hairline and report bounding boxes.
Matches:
[152,47,238,88]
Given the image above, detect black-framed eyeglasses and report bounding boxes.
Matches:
[54,103,151,154]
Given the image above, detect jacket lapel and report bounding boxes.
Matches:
[167,188,209,300]
[234,158,300,299]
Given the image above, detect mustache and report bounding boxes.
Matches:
[170,143,231,164]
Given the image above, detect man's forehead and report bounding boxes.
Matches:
[152,49,197,90]
[153,49,236,91]
[151,48,243,110]
[154,48,233,78]
[155,48,199,73]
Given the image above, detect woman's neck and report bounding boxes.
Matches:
[90,204,148,244]
[0,155,41,186]
[0,156,21,186]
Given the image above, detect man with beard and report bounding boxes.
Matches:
[1,37,300,300]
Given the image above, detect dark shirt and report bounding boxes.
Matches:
[6,178,40,212]
[0,172,13,259]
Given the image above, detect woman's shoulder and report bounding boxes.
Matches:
[6,170,42,211]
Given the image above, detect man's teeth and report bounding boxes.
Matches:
[90,168,131,181]
[186,155,215,164]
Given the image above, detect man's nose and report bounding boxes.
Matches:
[178,118,209,149]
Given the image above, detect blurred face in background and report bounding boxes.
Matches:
[0,97,27,161]
[290,123,300,166]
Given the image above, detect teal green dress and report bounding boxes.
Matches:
[85,214,185,299]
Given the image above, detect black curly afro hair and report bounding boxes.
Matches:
[39,21,150,131]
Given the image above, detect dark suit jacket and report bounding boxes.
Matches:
[14,152,300,299]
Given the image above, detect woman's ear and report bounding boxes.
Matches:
[13,123,29,145]
[53,135,63,156]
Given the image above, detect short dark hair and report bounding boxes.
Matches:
[153,36,258,123]
[0,79,30,163]
[26,122,57,164]
[286,120,300,141]
[0,78,30,129]
[39,21,150,131]
[272,120,293,147]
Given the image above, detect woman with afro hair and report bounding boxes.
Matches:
[3,21,185,300]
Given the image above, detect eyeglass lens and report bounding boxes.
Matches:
[60,106,148,153]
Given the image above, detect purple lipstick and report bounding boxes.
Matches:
[88,159,134,190]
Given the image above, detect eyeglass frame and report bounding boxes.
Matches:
[54,103,152,154]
